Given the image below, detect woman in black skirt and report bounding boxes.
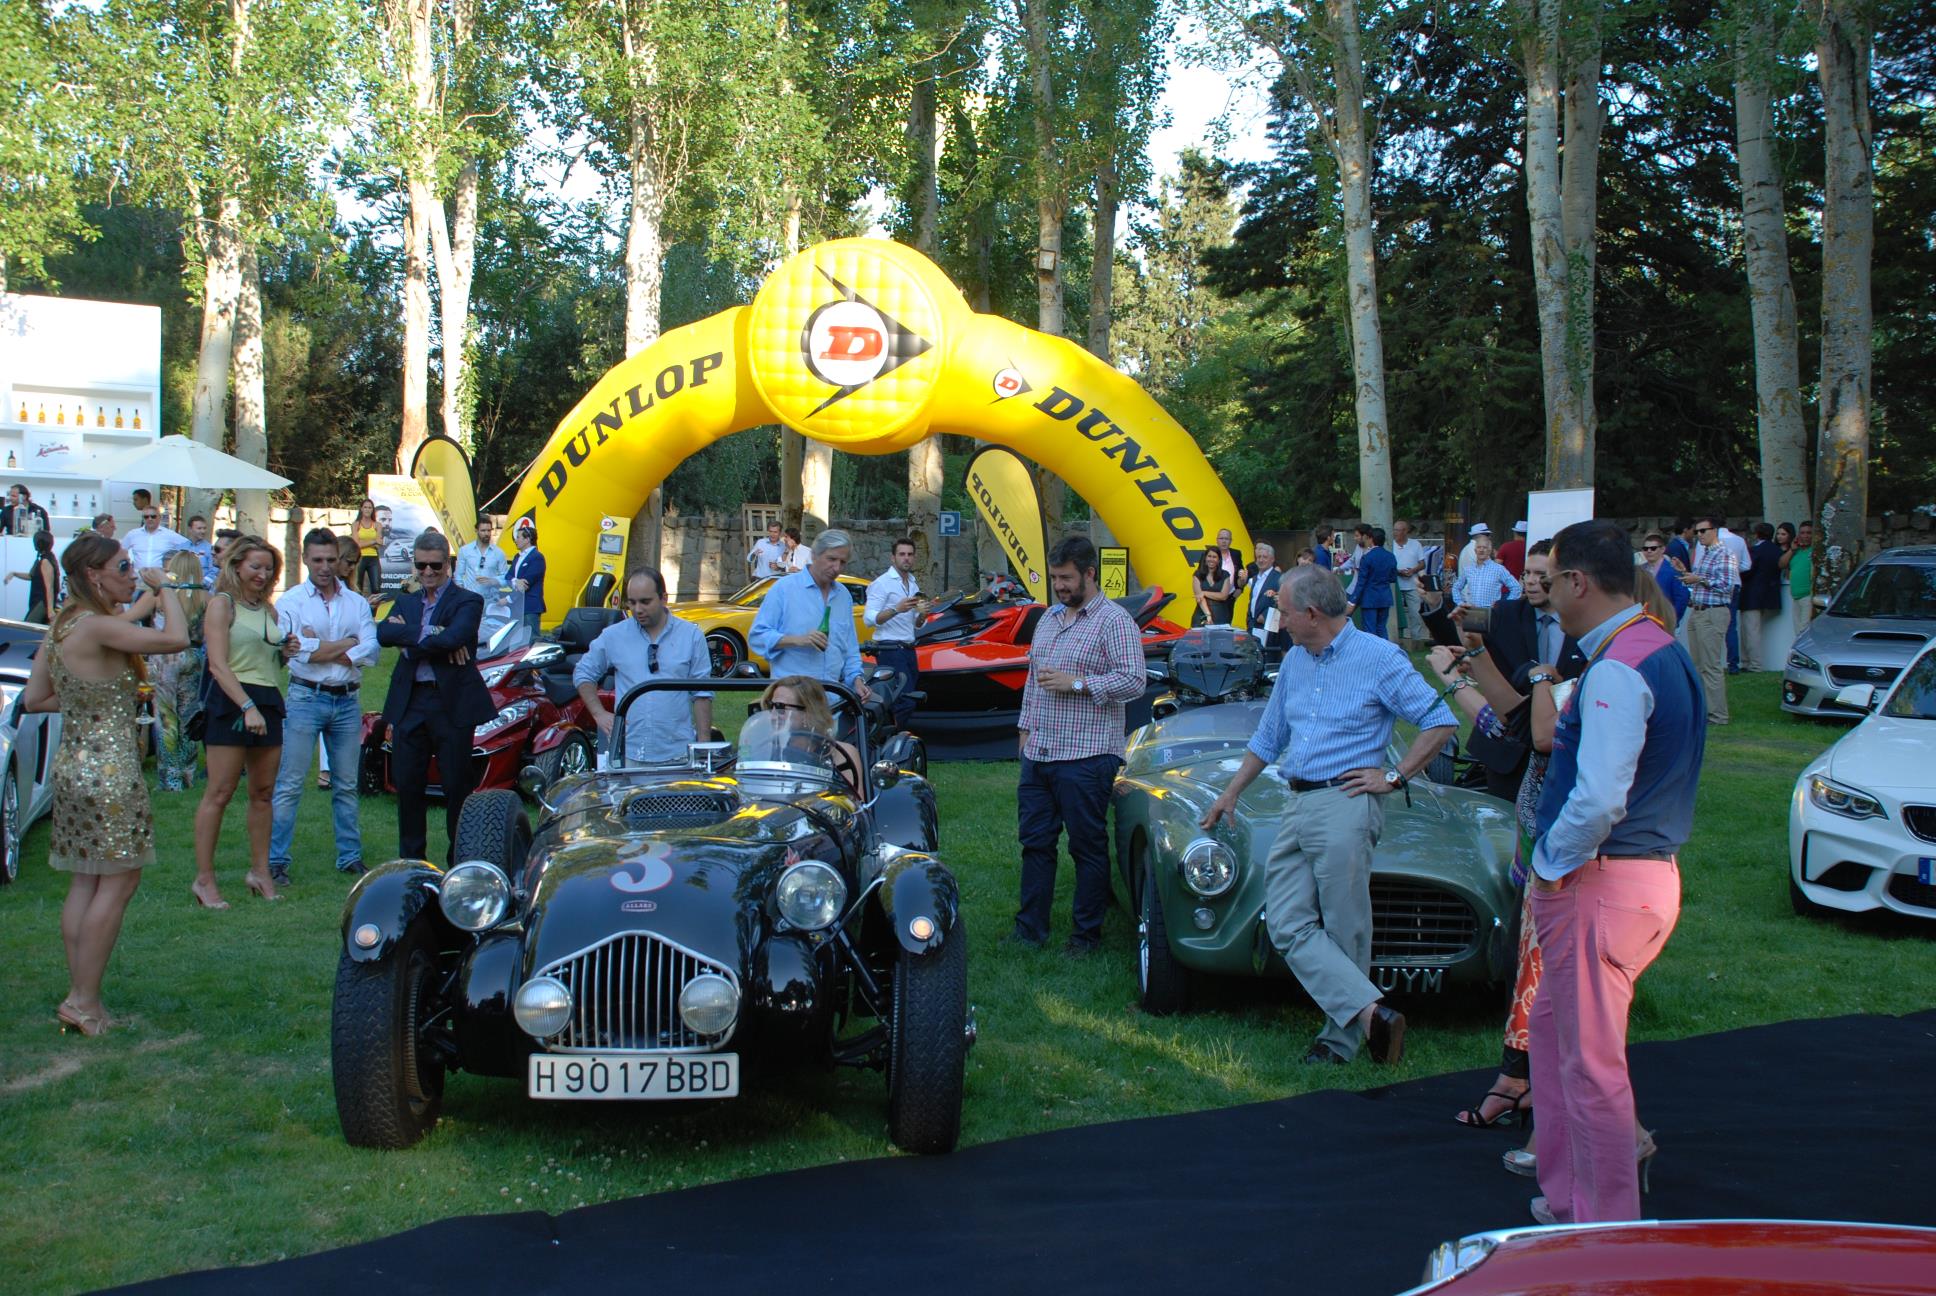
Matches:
[190,537,291,907]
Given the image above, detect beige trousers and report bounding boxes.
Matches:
[1686,605,1730,723]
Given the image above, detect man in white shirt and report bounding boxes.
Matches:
[1243,543,1282,647]
[456,513,509,593]
[1716,522,1752,673]
[1391,518,1427,641]
[270,527,380,884]
[864,537,925,727]
[783,527,810,572]
[125,504,191,570]
[747,521,788,580]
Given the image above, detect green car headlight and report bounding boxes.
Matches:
[1180,837,1237,898]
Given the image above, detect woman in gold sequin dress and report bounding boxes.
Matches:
[20,533,189,1037]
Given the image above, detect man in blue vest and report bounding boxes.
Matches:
[1526,519,1705,1228]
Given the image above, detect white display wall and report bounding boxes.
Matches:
[0,292,163,620]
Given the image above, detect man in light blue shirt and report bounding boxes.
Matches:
[749,529,872,701]
[1453,533,1523,609]
[185,515,219,586]
[1202,566,1457,1066]
[455,514,509,594]
[574,569,713,764]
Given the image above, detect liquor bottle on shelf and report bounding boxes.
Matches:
[114,407,124,428]
[72,493,81,514]
[36,404,46,423]
[96,406,106,427]
[55,405,65,425]
[14,401,24,422]
[5,451,14,469]
[132,409,143,430]
[75,403,84,425]
[90,493,99,512]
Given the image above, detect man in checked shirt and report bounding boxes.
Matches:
[1014,536,1148,954]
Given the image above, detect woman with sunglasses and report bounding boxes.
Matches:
[191,537,292,907]
[18,533,187,1036]
[758,675,861,793]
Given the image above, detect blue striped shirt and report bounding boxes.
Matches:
[748,569,864,686]
[1246,622,1458,779]
[1452,559,1523,608]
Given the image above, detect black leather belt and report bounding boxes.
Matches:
[1289,776,1351,793]
[294,680,357,696]
[1596,852,1678,863]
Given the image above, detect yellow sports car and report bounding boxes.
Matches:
[674,574,874,676]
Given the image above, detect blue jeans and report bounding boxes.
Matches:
[270,683,365,871]
[1725,590,1741,670]
[1358,605,1389,638]
[1016,753,1121,946]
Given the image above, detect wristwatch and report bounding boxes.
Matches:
[1527,672,1558,686]
[1384,768,1407,790]
[1072,677,1086,695]
[1449,678,1475,692]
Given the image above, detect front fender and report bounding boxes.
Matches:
[875,849,960,955]
[529,719,575,756]
[873,776,938,852]
[340,860,450,963]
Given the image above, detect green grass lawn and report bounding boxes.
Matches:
[2,668,1932,1292]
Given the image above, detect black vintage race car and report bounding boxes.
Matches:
[329,676,972,1154]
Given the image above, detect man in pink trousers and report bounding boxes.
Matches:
[1526,519,1706,1225]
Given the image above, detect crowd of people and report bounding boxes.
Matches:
[30,504,1746,1231]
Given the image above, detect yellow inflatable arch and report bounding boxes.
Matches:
[506,239,1250,625]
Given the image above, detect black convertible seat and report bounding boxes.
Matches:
[557,607,622,651]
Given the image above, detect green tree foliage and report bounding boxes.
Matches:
[0,2,94,287]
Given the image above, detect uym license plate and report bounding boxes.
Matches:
[528,1052,739,1100]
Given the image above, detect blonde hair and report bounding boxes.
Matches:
[762,675,835,733]
[215,535,283,603]
[1633,565,1678,634]
[164,549,208,624]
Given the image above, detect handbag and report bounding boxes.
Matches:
[183,668,213,743]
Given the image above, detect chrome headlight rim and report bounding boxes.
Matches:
[440,858,514,931]
[1807,774,1885,821]
[476,699,538,739]
[1179,836,1238,898]
[677,972,740,1037]
[775,859,848,931]
[1787,648,1821,673]
[513,975,572,1038]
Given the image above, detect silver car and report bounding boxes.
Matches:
[1783,546,1936,719]
[0,619,60,887]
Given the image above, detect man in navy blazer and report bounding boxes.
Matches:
[1463,540,1588,799]
[378,530,498,860]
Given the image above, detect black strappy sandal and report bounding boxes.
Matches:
[1455,1085,1531,1129]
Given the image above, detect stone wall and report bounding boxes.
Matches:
[658,514,1001,601]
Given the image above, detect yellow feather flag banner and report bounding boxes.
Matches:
[965,446,1050,602]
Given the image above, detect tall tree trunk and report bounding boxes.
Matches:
[188,192,243,522]
[1813,1,1873,592]
[1734,12,1808,527]
[431,157,480,452]
[231,241,270,537]
[905,74,944,591]
[395,0,436,472]
[951,100,1005,583]
[1518,0,1598,489]
[1018,0,1065,533]
[1085,148,1124,555]
[622,0,665,573]
[1329,0,1392,533]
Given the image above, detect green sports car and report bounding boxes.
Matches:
[1109,629,1522,1015]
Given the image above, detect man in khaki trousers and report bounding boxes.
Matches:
[1682,515,1739,725]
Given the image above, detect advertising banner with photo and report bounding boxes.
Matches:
[365,474,444,594]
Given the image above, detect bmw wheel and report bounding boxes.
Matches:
[1,768,19,886]
[1137,842,1192,1016]
[330,919,448,1149]
[706,630,745,678]
[886,915,969,1155]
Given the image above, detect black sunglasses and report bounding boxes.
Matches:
[764,700,805,713]
[414,560,445,571]
[647,642,659,672]
[115,558,133,574]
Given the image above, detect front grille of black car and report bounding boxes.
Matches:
[1827,664,1902,689]
[1886,873,1936,913]
[535,933,737,1052]
[621,790,737,828]
[1903,805,1936,845]
[1370,881,1480,961]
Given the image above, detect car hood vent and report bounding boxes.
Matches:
[620,789,740,829]
[1849,631,1932,644]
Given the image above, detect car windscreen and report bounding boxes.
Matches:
[1828,562,1936,620]
[1883,652,1936,720]
[734,709,840,782]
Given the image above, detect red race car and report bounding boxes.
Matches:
[359,609,610,798]
[872,586,1185,756]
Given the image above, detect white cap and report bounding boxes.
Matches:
[1513,520,1528,533]
[1469,522,1491,536]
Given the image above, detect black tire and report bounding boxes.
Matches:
[452,789,531,876]
[1,768,19,886]
[533,731,594,788]
[706,630,746,678]
[1424,736,1460,786]
[1137,842,1192,1016]
[886,915,969,1155]
[330,918,448,1149]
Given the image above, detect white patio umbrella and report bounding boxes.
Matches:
[91,435,291,491]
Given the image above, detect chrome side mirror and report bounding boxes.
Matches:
[871,760,901,789]
[517,764,558,814]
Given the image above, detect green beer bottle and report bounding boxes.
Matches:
[817,604,832,636]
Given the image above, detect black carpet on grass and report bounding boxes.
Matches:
[117,1010,1936,1296]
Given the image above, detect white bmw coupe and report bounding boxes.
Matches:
[1789,639,1936,921]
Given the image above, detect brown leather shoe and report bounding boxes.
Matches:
[1366,1004,1407,1064]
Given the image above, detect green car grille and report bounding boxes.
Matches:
[1370,880,1480,961]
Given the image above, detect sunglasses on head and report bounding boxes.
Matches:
[414,560,445,572]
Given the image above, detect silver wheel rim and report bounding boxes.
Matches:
[562,736,590,776]
[2,774,16,881]
[1137,861,1151,992]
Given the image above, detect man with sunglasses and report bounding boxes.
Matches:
[125,503,191,571]
[1682,513,1739,724]
[1463,541,1588,799]
[378,530,498,860]
[575,568,712,766]
[1639,532,1689,626]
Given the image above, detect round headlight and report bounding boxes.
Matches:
[441,860,512,931]
[775,860,847,930]
[678,973,740,1036]
[1180,837,1237,898]
[513,975,572,1038]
